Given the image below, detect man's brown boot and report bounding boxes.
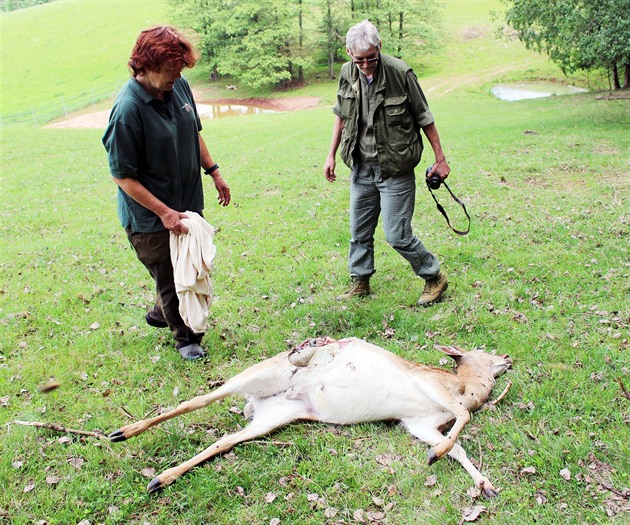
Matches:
[336,278,371,300]
[417,271,448,306]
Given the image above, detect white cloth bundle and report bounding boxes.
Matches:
[169,211,216,334]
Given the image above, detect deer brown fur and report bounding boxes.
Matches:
[109,337,512,496]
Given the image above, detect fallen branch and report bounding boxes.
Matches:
[14,420,108,440]
[490,380,512,406]
[598,479,630,499]
[619,379,630,401]
[477,440,484,472]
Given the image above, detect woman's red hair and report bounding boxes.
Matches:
[129,26,197,76]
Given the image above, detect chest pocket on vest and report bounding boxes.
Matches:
[383,95,415,145]
[384,95,411,125]
[338,89,356,119]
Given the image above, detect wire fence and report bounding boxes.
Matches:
[0,80,124,127]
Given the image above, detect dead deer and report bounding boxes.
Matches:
[109,337,512,496]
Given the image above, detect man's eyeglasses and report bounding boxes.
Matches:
[352,55,379,66]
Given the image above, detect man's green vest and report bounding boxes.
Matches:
[335,54,426,178]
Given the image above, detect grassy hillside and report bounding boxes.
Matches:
[1,0,587,122]
[1,90,628,524]
[1,1,628,524]
[421,1,571,97]
[0,0,168,117]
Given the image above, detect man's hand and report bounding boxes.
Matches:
[427,157,450,182]
[324,156,337,182]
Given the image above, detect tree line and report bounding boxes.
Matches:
[169,0,442,89]
[502,0,630,89]
[172,0,629,91]
[0,0,51,11]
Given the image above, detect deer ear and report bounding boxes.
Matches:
[434,345,465,360]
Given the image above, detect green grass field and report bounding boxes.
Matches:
[1,0,591,121]
[1,1,629,524]
[0,0,168,119]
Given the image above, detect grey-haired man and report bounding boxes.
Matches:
[324,20,450,306]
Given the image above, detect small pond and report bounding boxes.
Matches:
[491,81,587,101]
[196,103,275,119]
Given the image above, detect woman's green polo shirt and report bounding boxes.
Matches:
[102,77,204,233]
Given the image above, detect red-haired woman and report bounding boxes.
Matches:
[103,26,231,360]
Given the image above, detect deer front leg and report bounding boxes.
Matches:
[413,383,471,463]
[426,406,470,464]
[403,417,498,498]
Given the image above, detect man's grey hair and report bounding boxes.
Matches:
[346,20,380,54]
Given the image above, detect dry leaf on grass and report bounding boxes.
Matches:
[375,453,401,466]
[67,456,85,469]
[559,468,572,480]
[425,474,438,486]
[462,505,486,522]
[466,487,482,499]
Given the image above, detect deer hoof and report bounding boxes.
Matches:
[483,487,499,498]
[108,429,128,442]
[427,449,439,465]
[148,477,164,493]
[480,480,499,498]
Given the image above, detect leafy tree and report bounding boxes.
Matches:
[0,0,52,12]
[503,0,630,88]
[318,0,350,79]
[171,0,443,88]
[347,0,441,60]
[170,0,225,80]
[171,0,311,89]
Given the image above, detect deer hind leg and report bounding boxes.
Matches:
[147,396,312,492]
[110,353,294,442]
[403,418,498,498]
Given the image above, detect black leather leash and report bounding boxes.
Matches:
[426,180,471,236]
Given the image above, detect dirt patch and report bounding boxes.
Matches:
[45,96,321,129]
[45,109,112,129]
[595,90,630,100]
[207,96,320,112]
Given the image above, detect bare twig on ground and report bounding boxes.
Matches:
[619,379,630,401]
[477,440,484,471]
[14,420,108,440]
[490,380,513,406]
